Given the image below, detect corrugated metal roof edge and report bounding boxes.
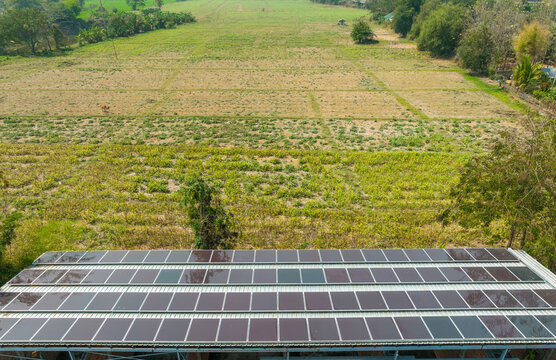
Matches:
[513,249,556,288]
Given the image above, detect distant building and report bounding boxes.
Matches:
[541,67,556,85]
[384,12,394,22]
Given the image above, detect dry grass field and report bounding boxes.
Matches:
[0,0,530,275]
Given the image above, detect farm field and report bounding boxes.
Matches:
[0,0,527,267]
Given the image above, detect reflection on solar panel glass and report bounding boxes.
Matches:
[480,316,523,338]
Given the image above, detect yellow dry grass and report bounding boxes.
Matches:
[374,71,476,90]
[316,91,415,119]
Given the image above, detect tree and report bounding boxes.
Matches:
[441,116,555,271]
[408,0,441,39]
[513,21,552,63]
[155,0,163,9]
[63,0,81,16]
[392,0,423,37]
[0,8,49,54]
[126,0,145,11]
[351,19,376,44]
[183,176,238,250]
[458,24,494,74]
[417,3,467,57]
[3,0,40,9]
[512,55,546,93]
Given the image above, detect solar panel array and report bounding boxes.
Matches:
[0,248,555,349]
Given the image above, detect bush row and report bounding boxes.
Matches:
[78,10,195,44]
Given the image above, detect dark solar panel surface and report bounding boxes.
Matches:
[0,248,554,348]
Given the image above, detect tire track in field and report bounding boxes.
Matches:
[339,49,428,120]
[309,91,338,150]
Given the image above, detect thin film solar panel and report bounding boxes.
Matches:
[81,269,113,284]
[0,293,18,310]
[232,250,254,263]
[168,293,198,311]
[121,251,148,263]
[34,251,64,264]
[130,269,159,284]
[4,293,43,311]
[141,293,172,311]
[466,248,496,261]
[77,251,107,264]
[319,249,342,262]
[277,250,298,263]
[106,269,136,284]
[253,269,276,284]
[371,268,398,283]
[361,249,386,262]
[479,316,523,338]
[383,291,414,310]
[440,267,471,282]
[484,267,520,282]
[324,268,349,283]
[366,317,401,340]
[114,292,147,311]
[417,267,447,282]
[280,318,308,341]
[166,250,190,263]
[0,318,18,339]
[487,248,516,261]
[56,252,86,263]
[458,290,496,309]
[218,319,248,342]
[445,249,473,261]
[87,292,122,311]
[155,269,183,284]
[433,291,468,309]
[278,269,301,283]
[94,318,133,341]
[211,250,233,263]
[407,291,441,309]
[196,293,225,311]
[2,318,46,341]
[394,268,423,283]
[337,318,370,341]
[255,250,276,263]
[483,290,522,309]
[251,293,276,311]
[249,319,277,342]
[534,289,556,307]
[279,292,304,311]
[143,250,170,263]
[125,319,162,341]
[58,270,90,284]
[32,318,75,341]
[33,269,67,284]
[31,292,70,311]
[340,249,364,262]
[58,293,95,311]
[357,291,387,310]
[347,268,373,283]
[403,249,430,262]
[394,317,432,340]
[304,292,332,311]
[507,316,553,338]
[189,250,212,263]
[509,290,550,308]
[308,318,339,341]
[301,269,325,283]
[423,317,462,339]
[299,250,320,262]
[223,293,250,311]
[204,269,229,284]
[99,250,127,263]
[156,319,190,342]
[64,318,105,341]
[383,249,409,262]
[535,316,556,335]
[508,267,543,282]
[451,316,493,339]
[424,248,451,261]
[229,269,253,284]
[330,292,359,310]
[8,269,44,285]
[462,267,495,282]
[180,269,206,284]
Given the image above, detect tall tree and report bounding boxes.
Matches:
[155,0,163,9]
[126,0,145,11]
[183,176,239,250]
[441,116,555,270]
[392,0,423,37]
[0,8,49,53]
[513,21,552,63]
[458,24,494,74]
[417,3,467,57]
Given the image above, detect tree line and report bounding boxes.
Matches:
[368,0,555,101]
[0,0,194,54]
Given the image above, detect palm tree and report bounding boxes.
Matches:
[512,55,545,93]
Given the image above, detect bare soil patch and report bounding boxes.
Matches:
[316,91,415,119]
[375,71,476,90]
[156,90,312,117]
[400,90,522,119]
[0,90,162,116]
[168,69,378,90]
